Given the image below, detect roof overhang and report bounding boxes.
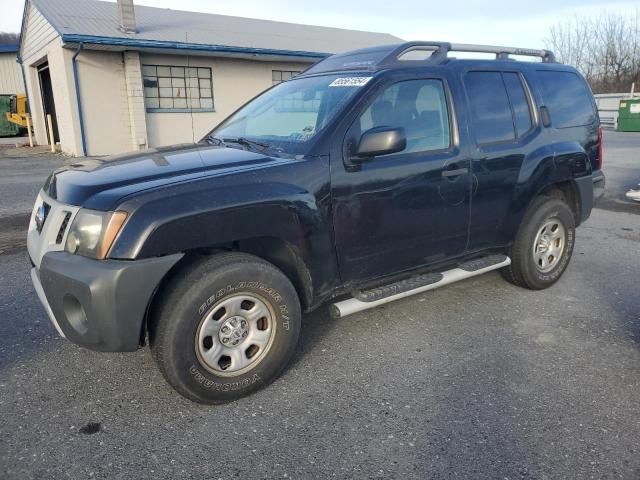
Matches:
[61,34,330,63]
[0,44,19,54]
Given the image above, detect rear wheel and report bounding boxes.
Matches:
[502,196,575,290]
[150,252,301,404]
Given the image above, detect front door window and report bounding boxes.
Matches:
[357,79,451,155]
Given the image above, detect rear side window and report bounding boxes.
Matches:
[537,71,596,128]
[464,71,515,144]
[503,72,533,137]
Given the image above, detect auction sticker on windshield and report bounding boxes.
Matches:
[329,77,372,87]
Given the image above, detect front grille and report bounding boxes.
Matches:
[28,192,81,268]
[56,212,72,244]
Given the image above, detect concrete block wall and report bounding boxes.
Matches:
[123,51,148,151]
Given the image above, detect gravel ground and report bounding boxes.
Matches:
[0,132,638,479]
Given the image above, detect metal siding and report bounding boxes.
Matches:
[21,3,59,63]
[0,53,23,95]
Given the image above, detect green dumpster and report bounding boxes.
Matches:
[617,98,640,132]
[0,95,20,137]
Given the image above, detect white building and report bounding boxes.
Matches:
[18,0,401,156]
[0,44,23,96]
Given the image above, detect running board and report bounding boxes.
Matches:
[330,255,511,319]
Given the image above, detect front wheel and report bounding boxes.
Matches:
[502,196,576,290]
[150,252,301,404]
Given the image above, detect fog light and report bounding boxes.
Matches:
[62,294,88,335]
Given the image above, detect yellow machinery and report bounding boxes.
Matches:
[5,93,29,128]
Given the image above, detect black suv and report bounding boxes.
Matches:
[28,42,605,403]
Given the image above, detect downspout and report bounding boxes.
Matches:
[72,43,88,156]
[17,56,33,147]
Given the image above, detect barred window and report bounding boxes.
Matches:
[272,70,302,85]
[142,65,214,112]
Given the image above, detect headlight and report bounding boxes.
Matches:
[65,209,128,259]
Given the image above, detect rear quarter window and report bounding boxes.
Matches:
[537,70,596,128]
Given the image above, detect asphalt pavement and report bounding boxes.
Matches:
[598,130,640,213]
[0,132,638,479]
[0,147,68,252]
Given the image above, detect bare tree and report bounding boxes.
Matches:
[546,9,640,93]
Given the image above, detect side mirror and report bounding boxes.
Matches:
[356,126,406,158]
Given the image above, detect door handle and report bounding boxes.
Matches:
[540,105,551,127]
[442,167,469,178]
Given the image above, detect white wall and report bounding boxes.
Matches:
[74,49,132,156]
[22,42,83,155]
[20,1,61,148]
[20,2,135,156]
[20,1,85,154]
[0,53,23,95]
[142,53,311,148]
[77,52,313,155]
[20,0,317,156]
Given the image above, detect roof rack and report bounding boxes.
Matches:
[302,41,557,76]
[377,41,556,67]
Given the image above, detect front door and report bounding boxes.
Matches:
[331,75,472,284]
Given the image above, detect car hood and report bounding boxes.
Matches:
[43,144,286,208]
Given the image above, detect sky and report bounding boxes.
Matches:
[0,0,638,49]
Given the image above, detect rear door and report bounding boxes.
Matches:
[463,69,539,250]
[331,73,472,283]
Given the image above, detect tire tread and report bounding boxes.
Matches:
[501,195,575,290]
[149,252,299,403]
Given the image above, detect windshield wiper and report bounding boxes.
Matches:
[204,135,227,146]
[223,136,271,153]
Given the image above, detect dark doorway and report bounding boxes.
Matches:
[37,62,60,143]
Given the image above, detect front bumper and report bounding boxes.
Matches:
[31,251,183,352]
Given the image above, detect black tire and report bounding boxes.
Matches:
[149,252,301,404]
[502,195,575,290]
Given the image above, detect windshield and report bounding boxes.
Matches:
[204,74,372,156]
